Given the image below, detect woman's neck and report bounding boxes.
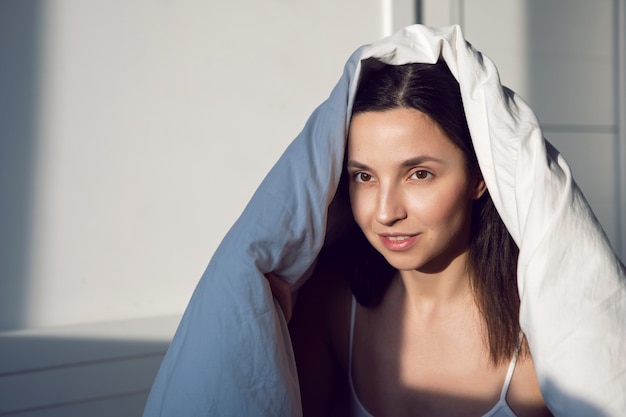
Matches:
[396,249,474,316]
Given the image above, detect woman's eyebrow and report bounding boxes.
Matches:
[347,156,445,170]
[400,156,445,167]
[346,160,370,170]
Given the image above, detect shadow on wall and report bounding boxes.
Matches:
[0,0,41,331]
[0,316,177,417]
[0,6,176,415]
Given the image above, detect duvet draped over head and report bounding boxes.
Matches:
[143,25,626,417]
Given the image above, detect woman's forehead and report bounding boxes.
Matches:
[347,108,461,159]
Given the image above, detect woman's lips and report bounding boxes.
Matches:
[378,234,419,251]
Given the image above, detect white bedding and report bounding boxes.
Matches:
[143,25,626,416]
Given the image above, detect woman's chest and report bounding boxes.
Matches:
[349,305,511,417]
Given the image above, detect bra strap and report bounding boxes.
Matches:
[499,334,523,401]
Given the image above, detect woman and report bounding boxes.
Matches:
[143,25,625,417]
[288,58,552,417]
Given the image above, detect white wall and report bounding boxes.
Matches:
[0,0,417,332]
[0,1,417,415]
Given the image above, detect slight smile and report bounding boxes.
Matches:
[378,233,420,251]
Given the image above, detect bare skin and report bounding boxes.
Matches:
[286,108,552,416]
[289,265,551,417]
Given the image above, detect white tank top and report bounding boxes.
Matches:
[348,296,520,417]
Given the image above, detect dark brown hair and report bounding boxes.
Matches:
[333,57,521,365]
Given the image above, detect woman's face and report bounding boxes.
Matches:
[347,107,485,273]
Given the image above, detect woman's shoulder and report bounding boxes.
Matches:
[508,347,553,417]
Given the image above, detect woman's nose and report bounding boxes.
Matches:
[375,185,407,226]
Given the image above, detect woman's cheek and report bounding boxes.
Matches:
[350,190,367,224]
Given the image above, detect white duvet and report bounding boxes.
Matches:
[143,25,626,416]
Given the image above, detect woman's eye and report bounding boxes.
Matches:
[411,170,432,180]
[355,172,373,183]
